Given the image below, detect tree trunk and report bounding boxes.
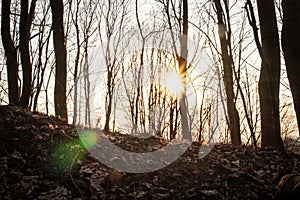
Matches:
[72,12,80,125]
[282,0,300,137]
[19,0,37,108]
[179,0,191,141]
[1,0,19,105]
[50,0,68,121]
[256,0,283,150]
[214,0,241,146]
[104,70,113,131]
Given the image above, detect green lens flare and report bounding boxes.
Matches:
[80,130,99,148]
[51,141,85,171]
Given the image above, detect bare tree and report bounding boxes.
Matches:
[213,0,241,146]
[178,0,191,141]
[19,0,37,108]
[32,4,52,111]
[157,0,191,140]
[246,0,284,150]
[1,0,19,105]
[282,0,300,137]
[69,0,82,124]
[50,0,68,121]
[96,0,128,131]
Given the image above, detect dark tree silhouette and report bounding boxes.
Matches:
[282,0,300,137]
[50,0,68,121]
[19,0,37,108]
[256,0,283,150]
[214,0,241,146]
[179,0,191,141]
[1,0,19,105]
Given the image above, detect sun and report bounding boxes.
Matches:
[165,70,185,97]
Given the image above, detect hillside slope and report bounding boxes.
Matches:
[0,105,299,199]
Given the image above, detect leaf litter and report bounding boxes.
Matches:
[0,105,299,199]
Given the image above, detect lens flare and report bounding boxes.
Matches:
[165,71,184,97]
[51,141,85,171]
[80,130,99,149]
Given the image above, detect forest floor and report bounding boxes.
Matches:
[0,105,299,199]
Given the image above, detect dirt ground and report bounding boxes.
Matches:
[0,105,299,199]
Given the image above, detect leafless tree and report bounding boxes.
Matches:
[213,0,241,146]
[19,0,37,108]
[96,0,128,131]
[32,9,52,111]
[1,0,19,105]
[246,0,284,150]
[282,0,300,137]
[50,0,68,121]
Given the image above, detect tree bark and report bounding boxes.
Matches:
[19,0,37,108]
[214,0,241,146]
[1,0,19,105]
[256,0,283,150]
[179,0,191,141]
[282,0,300,137]
[50,0,68,121]
[72,1,80,124]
